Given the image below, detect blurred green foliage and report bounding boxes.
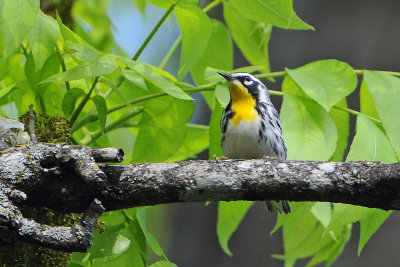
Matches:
[0,0,398,266]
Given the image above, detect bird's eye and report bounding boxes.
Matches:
[243,77,252,85]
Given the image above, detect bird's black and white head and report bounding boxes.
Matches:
[217,72,270,104]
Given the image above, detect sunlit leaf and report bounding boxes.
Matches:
[26,12,59,70]
[192,19,233,86]
[280,94,337,161]
[286,60,357,112]
[347,115,397,163]
[121,57,192,100]
[132,96,194,163]
[363,71,400,159]
[175,4,211,80]
[230,0,313,30]
[56,13,91,46]
[325,204,374,234]
[0,0,39,58]
[166,124,209,161]
[67,41,102,61]
[329,98,349,161]
[360,80,379,120]
[273,202,343,266]
[149,261,177,267]
[311,202,332,228]
[223,2,271,73]
[214,84,230,108]
[44,55,118,82]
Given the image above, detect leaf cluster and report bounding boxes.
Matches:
[0,0,399,266]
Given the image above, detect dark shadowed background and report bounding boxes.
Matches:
[109,0,400,266]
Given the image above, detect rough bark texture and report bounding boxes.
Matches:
[0,143,399,253]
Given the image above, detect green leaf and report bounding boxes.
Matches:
[120,68,147,91]
[358,210,392,255]
[270,213,285,235]
[175,4,211,80]
[91,95,108,131]
[166,124,209,161]
[132,96,194,163]
[325,204,374,234]
[192,19,233,86]
[344,112,395,255]
[223,2,271,73]
[136,208,167,259]
[230,0,313,30]
[311,202,332,228]
[217,201,254,256]
[214,84,230,108]
[26,52,60,91]
[276,202,336,266]
[280,94,337,161]
[44,55,118,82]
[363,71,400,159]
[305,224,351,267]
[286,60,357,111]
[26,11,59,70]
[149,261,177,267]
[0,0,40,58]
[62,87,85,117]
[67,41,102,62]
[346,115,397,163]
[56,13,91,46]
[0,53,22,81]
[121,57,193,100]
[329,98,349,161]
[133,0,146,14]
[208,99,224,159]
[360,79,379,120]
[274,202,351,267]
[73,217,146,266]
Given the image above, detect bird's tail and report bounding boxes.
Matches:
[265,200,291,214]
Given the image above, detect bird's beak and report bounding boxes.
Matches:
[218,71,233,81]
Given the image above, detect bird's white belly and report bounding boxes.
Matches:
[222,120,268,159]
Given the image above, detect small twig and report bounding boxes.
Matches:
[28,105,37,143]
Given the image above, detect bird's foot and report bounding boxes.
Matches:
[263,155,278,161]
[213,154,228,161]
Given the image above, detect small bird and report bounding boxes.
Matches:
[218,71,291,214]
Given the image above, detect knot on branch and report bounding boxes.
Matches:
[0,143,124,251]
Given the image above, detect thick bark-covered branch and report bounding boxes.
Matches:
[1,143,399,252]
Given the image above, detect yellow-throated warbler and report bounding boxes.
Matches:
[218,72,291,214]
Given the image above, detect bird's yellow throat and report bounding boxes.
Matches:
[228,81,257,126]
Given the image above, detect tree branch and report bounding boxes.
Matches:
[0,143,399,252]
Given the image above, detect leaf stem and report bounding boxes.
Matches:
[71,85,215,133]
[132,1,178,61]
[203,0,223,13]
[158,0,222,69]
[333,105,382,124]
[158,35,181,70]
[82,110,142,146]
[20,44,29,57]
[55,43,70,91]
[268,89,382,124]
[70,76,99,126]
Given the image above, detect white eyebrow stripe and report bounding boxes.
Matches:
[231,73,262,84]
